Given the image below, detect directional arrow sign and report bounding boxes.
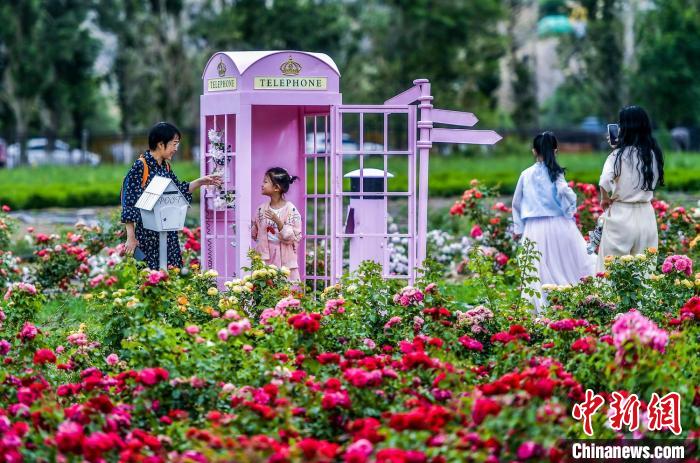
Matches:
[431,108,478,127]
[431,128,502,145]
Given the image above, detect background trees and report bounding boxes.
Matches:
[0,0,698,161]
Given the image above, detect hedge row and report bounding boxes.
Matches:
[1,153,699,210]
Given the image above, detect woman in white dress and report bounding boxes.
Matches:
[597,106,664,272]
[512,132,595,311]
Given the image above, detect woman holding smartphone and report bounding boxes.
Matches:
[596,106,664,271]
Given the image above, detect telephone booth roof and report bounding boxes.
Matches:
[202,50,341,97]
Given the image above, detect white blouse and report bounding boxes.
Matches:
[599,147,659,202]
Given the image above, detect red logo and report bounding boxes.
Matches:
[572,389,605,436]
[572,390,682,436]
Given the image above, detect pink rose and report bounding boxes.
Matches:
[185,325,200,335]
[217,329,229,341]
[0,339,10,356]
[516,441,543,460]
[106,354,119,366]
[495,252,509,267]
[19,322,38,342]
[470,225,483,239]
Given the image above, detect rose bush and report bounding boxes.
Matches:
[0,185,698,462]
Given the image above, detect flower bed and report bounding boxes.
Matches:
[0,182,699,462]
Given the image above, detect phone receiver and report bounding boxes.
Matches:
[134,247,146,261]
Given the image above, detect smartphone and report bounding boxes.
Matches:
[607,123,619,146]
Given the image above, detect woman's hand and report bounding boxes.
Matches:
[124,236,139,255]
[124,223,138,255]
[264,209,284,229]
[198,174,224,188]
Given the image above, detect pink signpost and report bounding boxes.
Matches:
[200,50,501,290]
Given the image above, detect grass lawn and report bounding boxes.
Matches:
[2,151,699,210]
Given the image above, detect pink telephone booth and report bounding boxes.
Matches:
[200,50,501,290]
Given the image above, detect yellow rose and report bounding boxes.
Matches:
[177,295,189,306]
[83,294,93,301]
[252,270,262,279]
[620,255,634,262]
[208,287,219,296]
[245,282,254,290]
[126,300,138,308]
[281,266,291,276]
[635,254,646,261]
[682,279,693,289]
[695,279,700,287]
[541,284,557,291]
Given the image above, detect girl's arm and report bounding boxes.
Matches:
[251,210,259,241]
[599,152,616,208]
[280,207,302,243]
[555,175,577,219]
[600,188,611,210]
[511,174,525,237]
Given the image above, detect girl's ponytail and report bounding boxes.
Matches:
[533,131,565,182]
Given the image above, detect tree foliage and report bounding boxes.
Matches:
[633,0,700,127]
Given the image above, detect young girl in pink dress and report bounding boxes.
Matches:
[251,167,302,281]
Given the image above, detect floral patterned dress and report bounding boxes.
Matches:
[120,151,193,269]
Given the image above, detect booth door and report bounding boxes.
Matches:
[303,112,333,292]
[201,113,237,288]
[331,104,418,283]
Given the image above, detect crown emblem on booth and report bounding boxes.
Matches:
[280,57,302,76]
[217,58,227,77]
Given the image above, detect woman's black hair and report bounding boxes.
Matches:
[614,105,664,191]
[533,131,565,182]
[265,167,299,195]
[148,122,181,150]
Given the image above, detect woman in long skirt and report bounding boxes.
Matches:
[512,132,595,312]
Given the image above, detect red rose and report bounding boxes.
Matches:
[137,367,169,386]
[33,348,56,365]
[55,420,84,453]
[472,397,502,425]
[458,336,484,352]
[571,336,597,355]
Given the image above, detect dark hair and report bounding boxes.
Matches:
[148,122,181,150]
[265,167,299,195]
[614,106,664,191]
[533,131,565,182]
